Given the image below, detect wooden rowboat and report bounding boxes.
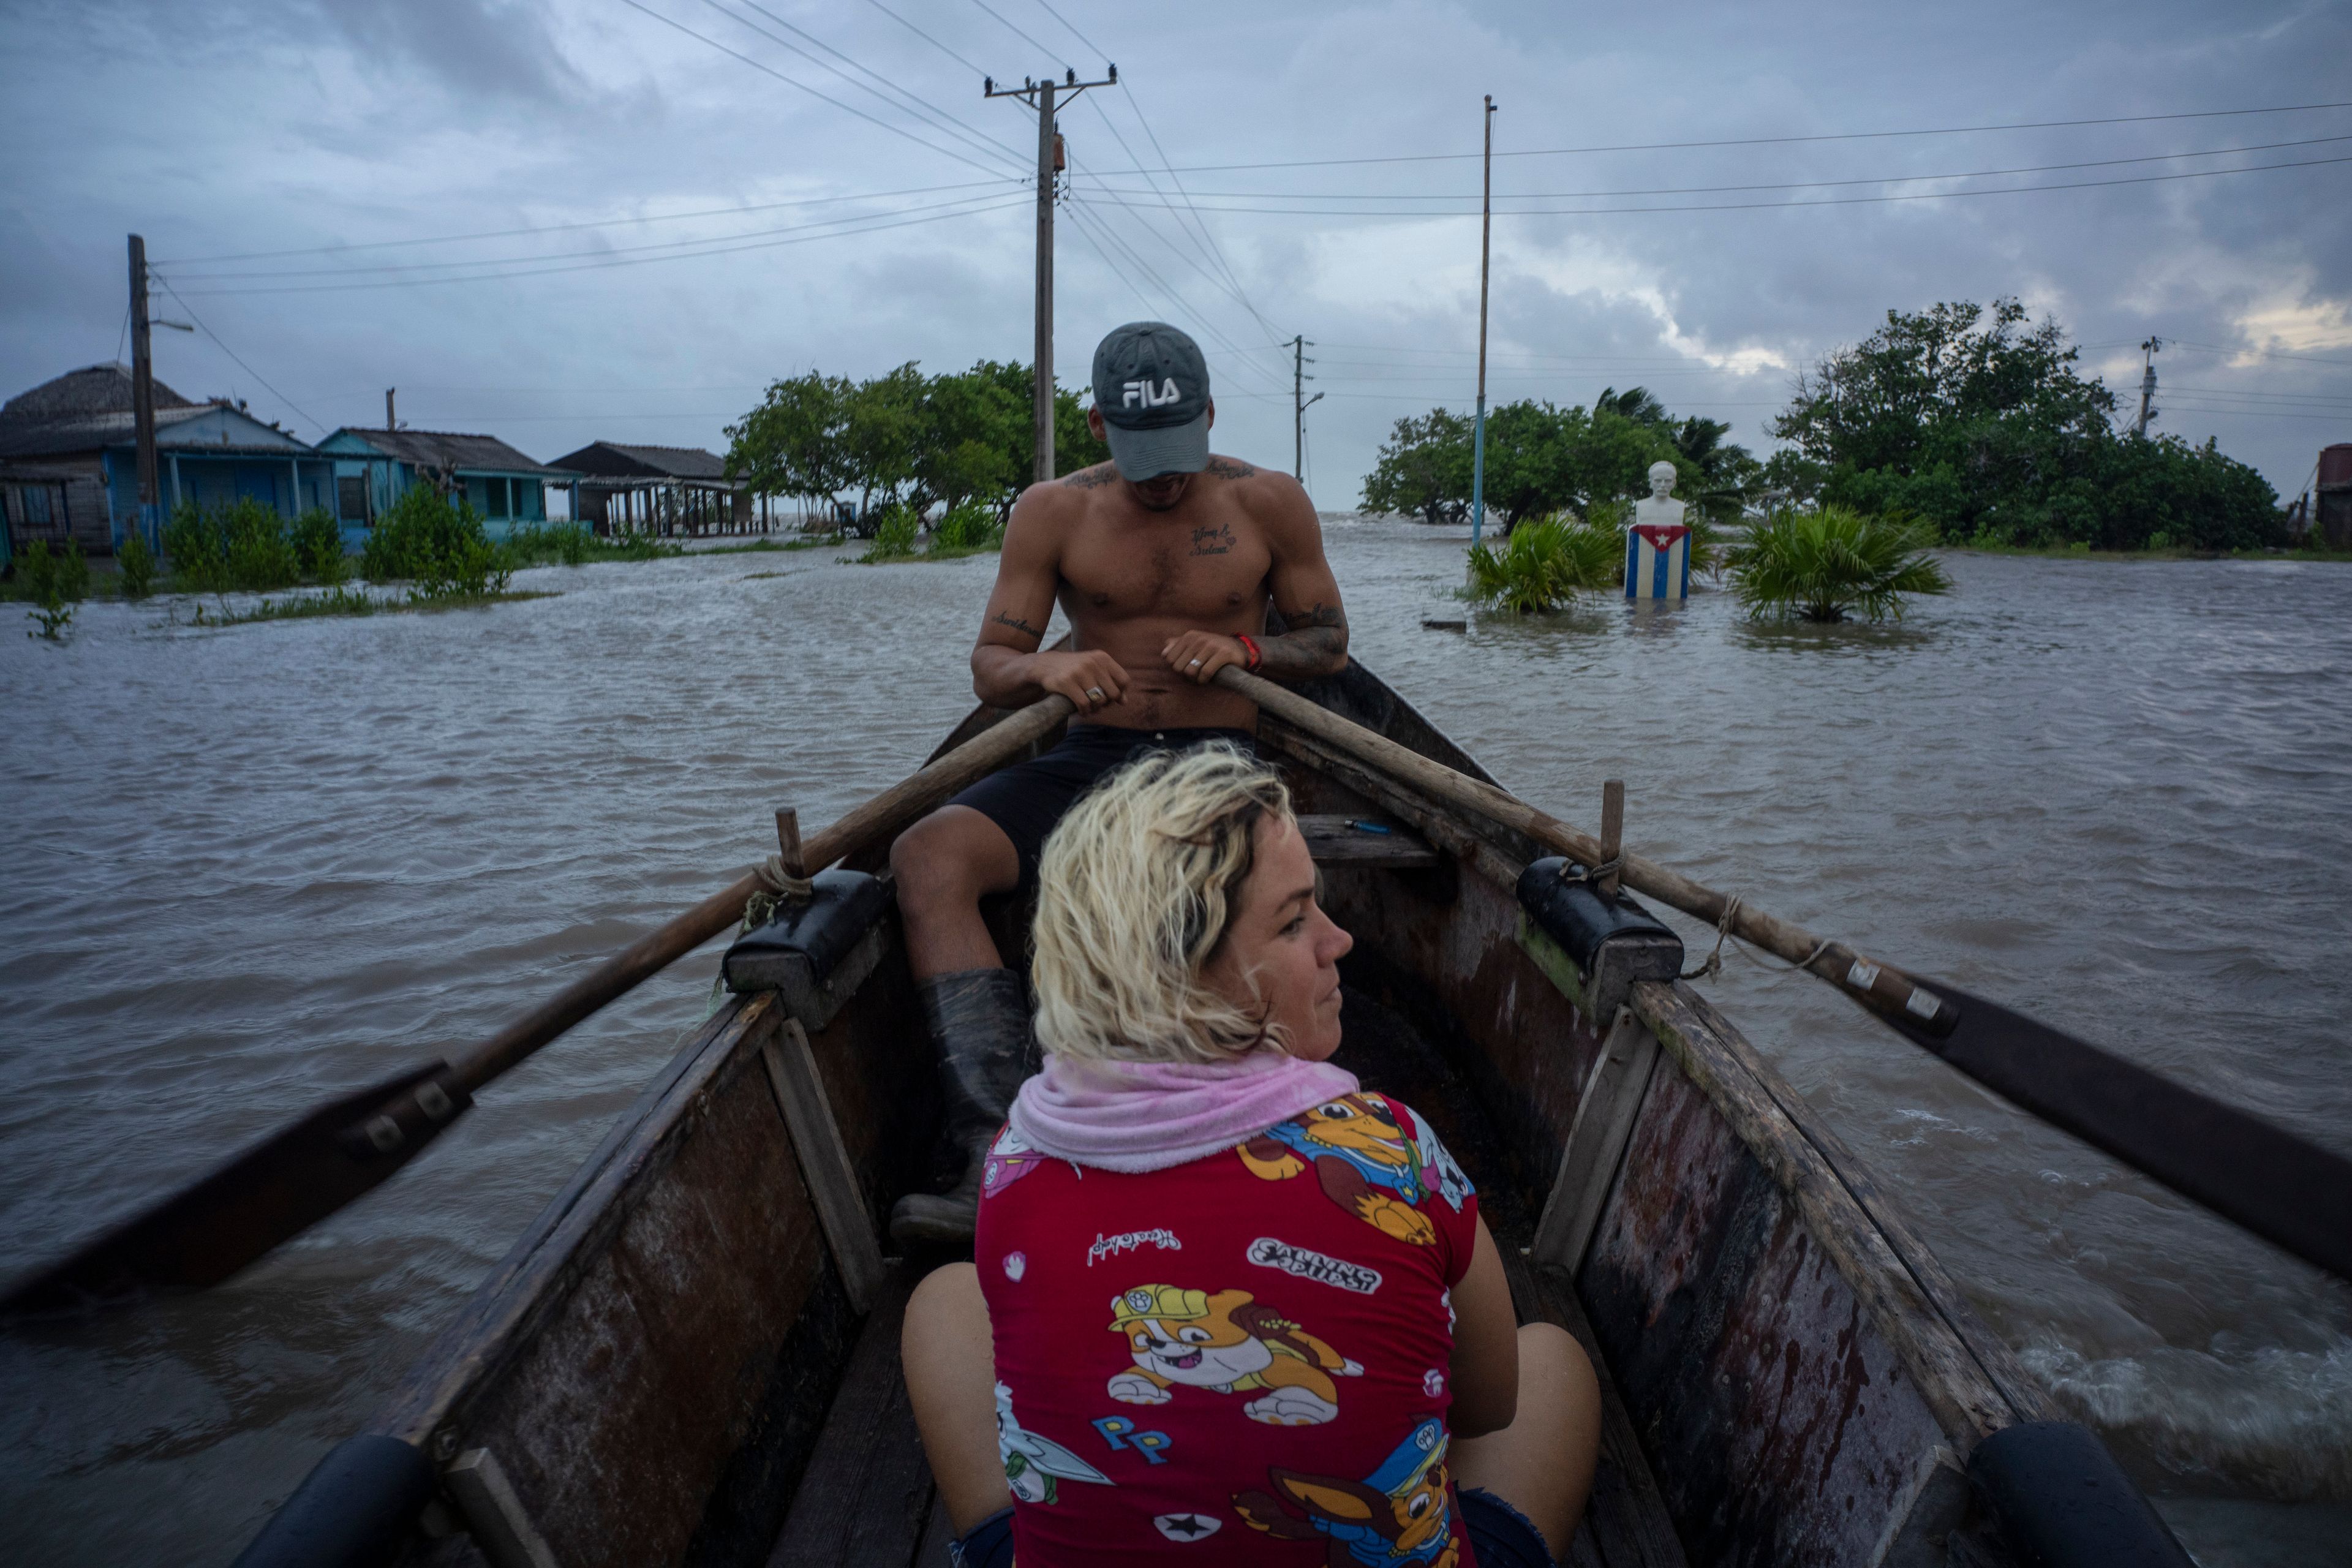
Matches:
[238,659,2182,1568]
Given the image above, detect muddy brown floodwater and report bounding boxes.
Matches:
[3,520,2349,1565]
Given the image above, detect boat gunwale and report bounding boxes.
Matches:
[371,989,783,1452]
[1254,708,2054,1450]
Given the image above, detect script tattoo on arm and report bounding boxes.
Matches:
[991,610,1045,643]
[1061,464,1119,489]
[1204,456,1257,480]
[1254,601,1349,679]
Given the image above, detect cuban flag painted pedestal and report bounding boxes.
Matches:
[1624,524,1691,601]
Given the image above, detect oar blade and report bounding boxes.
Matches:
[1,1063,470,1321]
[1869,979,2352,1283]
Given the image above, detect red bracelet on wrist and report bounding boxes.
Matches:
[1237,633,1262,673]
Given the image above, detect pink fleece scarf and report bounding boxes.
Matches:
[1007,1049,1360,1174]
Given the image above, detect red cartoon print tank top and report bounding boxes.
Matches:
[974,1091,1480,1566]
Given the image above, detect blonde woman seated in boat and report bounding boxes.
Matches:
[903,744,1602,1567]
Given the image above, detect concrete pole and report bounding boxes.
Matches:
[1469,96,1497,547]
[1033,78,1058,484]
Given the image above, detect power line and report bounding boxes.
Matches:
[1080,132,2352,203]
[1062,202,1283,393]
[698,0,1031,172]
[159,179,1016,266]
[619,0,1014,178]
[1117,81,1281,347]
[962,0,1068,68]
[1065,151,2352,216]
[864,0,990,77]
[2165,339,2352,368]
[1065,197,1286,389]
[150,277,327,435]
[1025,0,1109,59]
[1068,202,1289,394]
[1066,157,1287,375]
[1072,100,2352,176]
[159,198,1028,295]
[163,191,1025,281]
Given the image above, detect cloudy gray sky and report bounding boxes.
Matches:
[6,0,2348,503]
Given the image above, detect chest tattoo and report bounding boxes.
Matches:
[1191,522,1237,556]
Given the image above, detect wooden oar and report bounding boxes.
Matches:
[1,694,1074,1320]
[1219,666,2352,1284]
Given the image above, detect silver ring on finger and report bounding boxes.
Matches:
[1189,657,1202,668]
[1087,687,1106,701]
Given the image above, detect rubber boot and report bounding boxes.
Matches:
[889,967,1035,1248]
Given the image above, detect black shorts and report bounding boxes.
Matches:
[948,723,1257,891]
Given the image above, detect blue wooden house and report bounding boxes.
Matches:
[318,428,579,545]
[0,363,336,560]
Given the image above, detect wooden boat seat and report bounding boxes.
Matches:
[1297,812,1443,869]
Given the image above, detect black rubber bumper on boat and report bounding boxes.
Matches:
[1969,1421,2193,1568]
[230,1434,434,1568]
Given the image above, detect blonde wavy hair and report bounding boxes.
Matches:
[1030,743,1294,1065]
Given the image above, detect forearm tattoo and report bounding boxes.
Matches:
[1258,602,1349,677]
[991,610,1044,641]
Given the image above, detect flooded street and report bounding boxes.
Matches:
[4,520,2349,1564]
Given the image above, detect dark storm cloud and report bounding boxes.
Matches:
[1,0,2345,495]
[312,0,584,105]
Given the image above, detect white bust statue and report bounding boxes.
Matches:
[1630,460,1689,531]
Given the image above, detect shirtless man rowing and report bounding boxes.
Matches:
[887,322,1350,1244]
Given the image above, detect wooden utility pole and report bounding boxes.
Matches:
[986,64,1114,483]
[1291,334,1323,482]
[386,388,398,431]
[1469,95,1498,546]
[129,235,158,536]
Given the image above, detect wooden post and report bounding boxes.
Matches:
[774,807,804,880]
[1599,780,1624,900]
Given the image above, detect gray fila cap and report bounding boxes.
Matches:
[1090,321,1212,481]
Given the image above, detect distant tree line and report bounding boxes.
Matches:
[1765,298,2280,550]
[725,361,1109,535]
[1361,387,1760,532]
[1363,298,2283,552]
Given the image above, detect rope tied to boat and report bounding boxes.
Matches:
[1681,892,1833,982]
[1556,854,1623,887]
[742,853,816,931]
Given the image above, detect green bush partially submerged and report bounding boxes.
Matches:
[361,488,511,598]
[1728,505,1951,622]
[16,540,89,639]
[1464,515,1622,612]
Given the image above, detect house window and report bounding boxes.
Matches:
[485,477,511,519]
[337,477,369,523]
[514,479,541,519]
[21,484,52,526]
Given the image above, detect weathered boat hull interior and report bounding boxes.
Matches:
[297,663,2152,1568]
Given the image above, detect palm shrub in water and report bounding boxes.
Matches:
[1465,514,1621,612]
[1728,504,1951,622]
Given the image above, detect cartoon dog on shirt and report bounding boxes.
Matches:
[1107,1284,1362,1426]
[1238,1094,1471,1247]
[1234,1417,1460,1567]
